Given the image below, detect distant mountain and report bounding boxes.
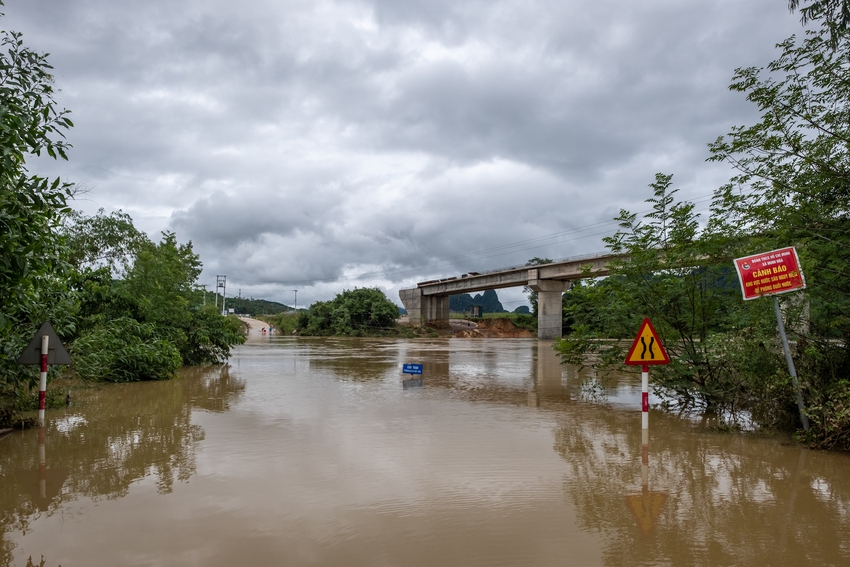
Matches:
[224,297,291,316]
[450,289,506,314]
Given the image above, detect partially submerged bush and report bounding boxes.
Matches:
[72,317,182,382]
[298,288,400,336]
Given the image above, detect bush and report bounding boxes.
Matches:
[298,288,399,336]
[72,317,182,382]
[179,307,246,366]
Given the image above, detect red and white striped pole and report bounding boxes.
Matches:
[641,364,649,430]
[642,363,650,489]
[38,334,48,425]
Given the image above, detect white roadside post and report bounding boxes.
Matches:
[38,334,49,425]
[16,322,73,426]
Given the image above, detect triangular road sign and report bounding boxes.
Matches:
[625,490,668,536]
[625,318,669,366]
[17,322,72,366]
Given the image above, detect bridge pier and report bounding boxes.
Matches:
[529,279,570,340]
[399,288,450,329]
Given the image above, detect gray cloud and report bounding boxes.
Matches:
[7,0,803,306]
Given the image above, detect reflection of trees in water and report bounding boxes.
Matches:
[183,364,245,413]
[0,365,244,567]
[553,409,850,566]
[307,338,398,381]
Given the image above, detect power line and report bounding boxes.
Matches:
[223,192,720,288]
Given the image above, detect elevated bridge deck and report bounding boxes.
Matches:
[400,252,622,339]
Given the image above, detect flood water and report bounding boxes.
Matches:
[2,334,850,566]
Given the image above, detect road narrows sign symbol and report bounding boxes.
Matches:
[625,318,670,366]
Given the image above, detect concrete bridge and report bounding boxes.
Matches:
[399,252,621,339]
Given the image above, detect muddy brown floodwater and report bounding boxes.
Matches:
[1,333,850,566]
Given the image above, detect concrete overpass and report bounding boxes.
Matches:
[399,252,622,339]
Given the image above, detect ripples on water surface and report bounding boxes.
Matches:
[1,335,849,566]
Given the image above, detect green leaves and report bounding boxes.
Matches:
[0,19,76,394]
[72,318,182,382]
[299,288,400,336]
[556,174,779,414]
[558,25,850,443]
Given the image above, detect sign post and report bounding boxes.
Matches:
[17,322,72,426]
[402,363,423,389]
[624,318,669,536]
[38,335,48,425]
[733,247,810,431]
[624,318,670,430]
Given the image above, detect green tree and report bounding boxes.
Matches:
[789,1,850,43]
[708,26,850,447]
[62,208,149,274]
[298,288,400,336]
[556,174,783,415]
[0,4,74,396]
[123,232,202,329]
[118,231,244,368]
[69,227,244,381]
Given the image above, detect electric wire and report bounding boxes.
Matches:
[218,192,719,289]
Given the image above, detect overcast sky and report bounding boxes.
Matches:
[8,0,804,309]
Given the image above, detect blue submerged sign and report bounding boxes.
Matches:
[402,363,423,375]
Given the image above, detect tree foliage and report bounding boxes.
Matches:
[67,227,246,380]
[556,176,782,415]
[559,25,850,447]
[298,288,400,336]
[0,5,75,397]
[0,7,243,417]
[62,208,147,274]
[0,18,73,333]
[706,25,850,447]
[789,1,850,43]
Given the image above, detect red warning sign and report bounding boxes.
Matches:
[733,246,805,301]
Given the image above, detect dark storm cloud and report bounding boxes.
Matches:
[4,0,804,305]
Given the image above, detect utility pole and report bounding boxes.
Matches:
[217,275,227,315]
[292,290,298,312]
[200,284,207,305]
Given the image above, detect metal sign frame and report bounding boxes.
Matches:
[17,322,72,366]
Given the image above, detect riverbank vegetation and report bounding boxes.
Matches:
[295,288,409,337]
[0,14,243,427]
[557,22,850,449]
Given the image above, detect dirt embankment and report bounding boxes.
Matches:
[453,318,534,338]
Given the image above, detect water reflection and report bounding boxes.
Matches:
[554,407,850,566]
[528,341,570,407]
[2,338,849,566]
[0,365,244,566]
[312,338,850,566]
[13,428,67,513]
[307,338,398,381]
